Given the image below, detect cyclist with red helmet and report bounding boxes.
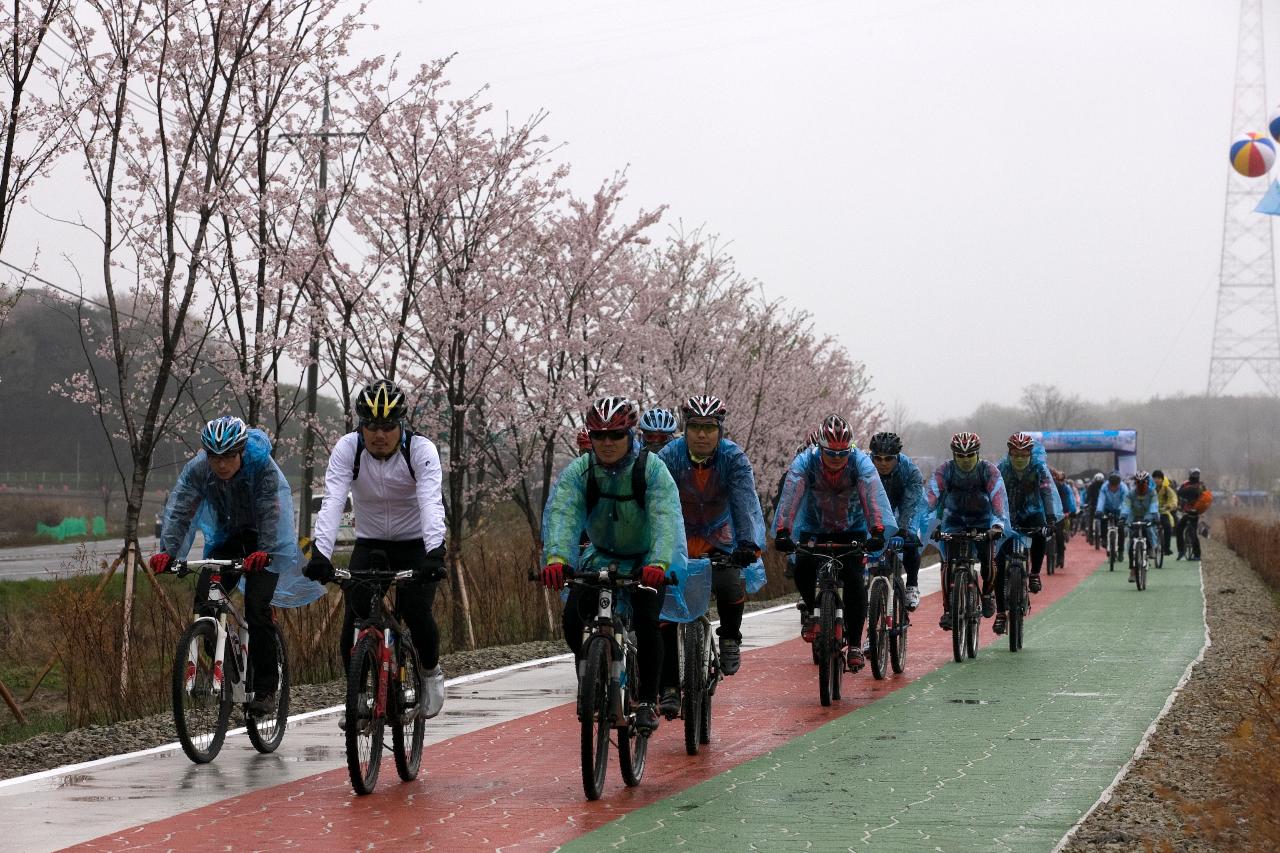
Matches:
[1122,471,1160,582]
[868,431,926,610]
[654,395,765,714]
[575,428,593,456]
[540,396,688,733]
[773,415,896,673]
[993,433,1062,635]
[923,432,1011,631]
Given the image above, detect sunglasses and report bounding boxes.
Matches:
[872,454,896,463]
[953,451,978,460]
[685,422,719,434]
[361,420,400,433]
[821,447,851,458]
[590,429,629,442]
[642,431,669,443]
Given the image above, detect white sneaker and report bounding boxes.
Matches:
[904,585,921,611]
[424,665,445,719]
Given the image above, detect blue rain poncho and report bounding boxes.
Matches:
[1095,482,1129,515]
[772,447,897,541]
[997,443,1063,529]
[920,459,1012,537]
[159,428,324,608]
[1056,480,1079,514]
[875,452,926,544]
[541,447,690,615]
[1120,486,1160,523]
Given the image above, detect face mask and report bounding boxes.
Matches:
[1010,455,1030,472]
[954,453,978,473]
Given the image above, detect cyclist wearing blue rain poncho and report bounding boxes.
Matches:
[1095,472,1130,555]
[868,432,927,611]
[653,396,765,714]
[150,417,323,713]
[919,431,1011,632]
[540,396,688,734]
[992,433,1062,635]
[1052,468,1078,568]
[1121,471,1160,582]
[772,415,895,674]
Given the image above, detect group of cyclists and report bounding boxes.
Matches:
[148,381,1211,751]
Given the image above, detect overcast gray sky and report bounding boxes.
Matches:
[9,0,1272,420]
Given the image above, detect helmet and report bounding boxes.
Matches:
[1189,467,1201,481]
[201,416,249,456]
[585,396,639,432]
[1093,473,1105,483]
[868,432,902,456]
[576,428,592,451]
[1135,470,1151,484]
[356,379,408,422]
[806,428,821,447]
[1007,432,1034,453]
[1108,472,1121,484]
[818,415,854,452]
[681,395,727,422]
[638,407,678,434]
[950,432,981,454]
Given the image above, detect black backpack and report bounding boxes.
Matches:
[584,450,650,519]
[352,430,421,482]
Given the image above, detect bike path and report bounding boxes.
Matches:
[56,541,1114,851]
[563,552,1207,852]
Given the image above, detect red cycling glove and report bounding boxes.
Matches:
[540,562,565,590]
[149,553,171,575]
[639,564,667,588]
[242,551,272,573]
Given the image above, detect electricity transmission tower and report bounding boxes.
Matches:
[1209,0,1280,395]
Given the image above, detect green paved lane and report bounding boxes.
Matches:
[563,558,1206,852]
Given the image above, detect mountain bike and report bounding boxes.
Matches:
[1179,510,1203,560]
[334,552,428,796]
[797,541,864,707]
[1005,531,1038,653]
[671,555,722,756]
[1128,522,1151,591]
[938,529,995,663]
[165,558,290,764]
[1104,513,1122,571]
[866,540,909,679]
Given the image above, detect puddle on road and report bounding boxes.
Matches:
[946,699,995,705]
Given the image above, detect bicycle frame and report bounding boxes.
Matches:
[178,561,252,704]
[339,567,414,723]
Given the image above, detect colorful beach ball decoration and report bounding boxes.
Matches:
[1269,106,1280,142]
[1230,132,1275,177]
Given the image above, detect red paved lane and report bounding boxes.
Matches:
[73,539,1102,852]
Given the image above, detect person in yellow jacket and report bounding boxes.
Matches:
[1151,469,1177,556]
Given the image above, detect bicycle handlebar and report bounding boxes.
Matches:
[334,567,415,584]
[170,558,248,577]
[526,567,678,589]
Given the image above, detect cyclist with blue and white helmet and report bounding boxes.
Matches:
[639,407,679,453]
[150,416,323,715]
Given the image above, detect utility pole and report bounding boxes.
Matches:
[281,79,363,542]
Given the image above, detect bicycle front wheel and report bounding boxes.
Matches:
[172,620,232,764]
[817,591,837,706]
[1007,569,1024,654]
[1136,544,1148,591]
[950,574,965,664]
[247,625,290,754]
[965,577,980,660]
[346,634,384,795]
[392,639,426,782]
[867,580,889,680]
[580,637,611,800]
[681,620,705,756]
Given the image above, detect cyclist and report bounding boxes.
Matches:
[576,428,592,456]
[303,380,449,720]
[639,407,679,453]
[1052,468,1078,568]
[540,395,687,733]
[150,416,324,715]
[922,432,1010,631]
[1121,471,1160,582]
[1152,469,1177,556]
[1095,472,1129,557]
[655,395,764,715]
[772,415,895,673]
[992,433,1061,634]
[1175,468,1214,561]
[1083,472,1105,542]
[868,431,926,611]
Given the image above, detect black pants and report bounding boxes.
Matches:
[659,557,747,692]
[339,538,441,671]
[1160,513,1174,554]
[940,538,994,613]
[1102,514,1125,555]
[199,535,280,694]
[902,543,921,587]
[563,584,663,704]
[1175,513,1201,558]
[793,545,867,646]
[995,532,1044,613]
[1054,519,1067,565]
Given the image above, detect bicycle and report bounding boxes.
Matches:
[866,540,909,679]
[1104,513,1122,571]
[1178,510,1203,560]
[668,555,722,756]
[334,552,428,796]
[1128,521,1151,591]
[1044,523,1058,577]
[1005,530,1039,653]
[165,558,290,764]
[937,529,995,663]
[796,541,864,707]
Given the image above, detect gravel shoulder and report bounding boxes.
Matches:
[1063,538,1280,851]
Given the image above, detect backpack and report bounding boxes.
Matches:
[584,450,650,519]
[352,430,421,482]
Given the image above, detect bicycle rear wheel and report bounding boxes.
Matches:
[392,639,425,782]
[580,637,611,801]
[950,574,965,664]
[867,580,889,680]
[817,590,838,706]
[246,625,290,754]
[172,620,232,764]
[618,650,648,786]
[346,634,384,795]
[889,578,908,675]
[681,620,705,756]
[1154,536,1165,568]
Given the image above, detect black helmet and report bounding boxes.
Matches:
[356,379,409,423]
[1108,472,1121,485]
[868,432,902,456]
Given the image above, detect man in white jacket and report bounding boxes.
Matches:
[305,379,448,719]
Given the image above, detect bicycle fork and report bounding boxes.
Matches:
[187,614,249,704]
